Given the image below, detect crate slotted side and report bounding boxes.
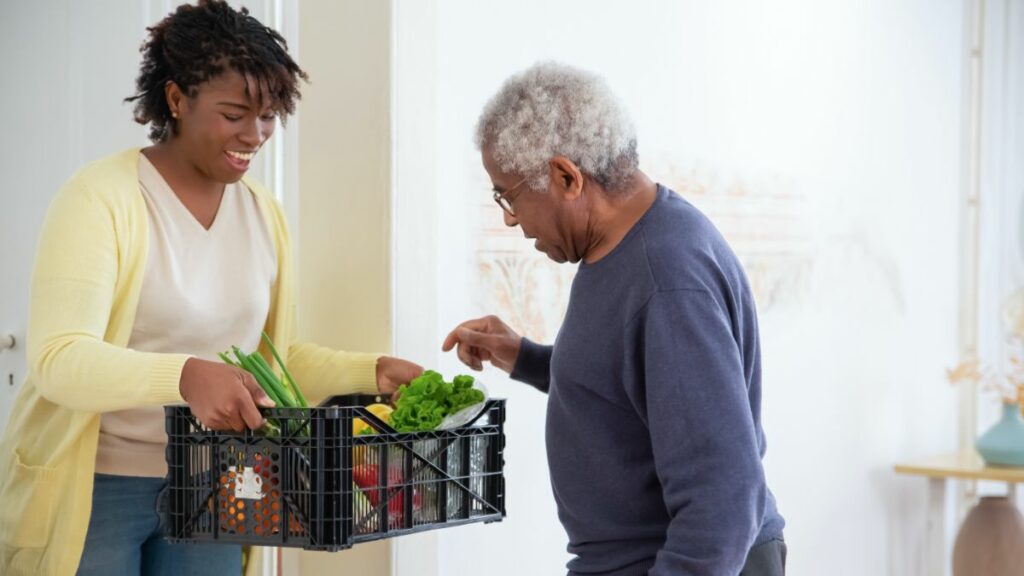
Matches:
[164,395,506,551]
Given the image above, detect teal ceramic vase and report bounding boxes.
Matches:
[976,402,1024,467]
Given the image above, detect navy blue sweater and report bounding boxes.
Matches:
[511,185,784,575]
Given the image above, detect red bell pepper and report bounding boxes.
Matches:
[353,463,422,525]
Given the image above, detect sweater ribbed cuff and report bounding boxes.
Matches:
[344,353,382,395]
[146,353,190,405]
[510,338,551,393]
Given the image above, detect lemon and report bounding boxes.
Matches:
[353,403,393,435]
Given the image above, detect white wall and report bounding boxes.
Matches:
[393,1,965,574]
[391,0,443,571]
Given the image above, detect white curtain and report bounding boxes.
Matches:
[976,0,1024,434]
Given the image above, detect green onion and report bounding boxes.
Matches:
[218,352,240,367]
[231,346,286,408]
[262,332,307,408]
[221,341,310,437]
[248,351,297,407]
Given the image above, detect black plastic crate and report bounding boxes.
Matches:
[163,394,505,550]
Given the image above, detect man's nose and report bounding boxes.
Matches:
[503,210,518,228]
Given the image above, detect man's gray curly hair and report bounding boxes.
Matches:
[475,62,639,192]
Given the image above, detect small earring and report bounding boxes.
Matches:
[171,112,179,119]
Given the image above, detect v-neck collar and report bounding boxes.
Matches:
[138,153,227,234]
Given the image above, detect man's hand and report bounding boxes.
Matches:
[376,356,424,397]
[442,315,522,373]
[179,357,275,432]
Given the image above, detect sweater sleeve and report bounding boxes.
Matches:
[642,290,766,576]
[286,342,381,405]
[27,182,189,412]
[509,337,552,393]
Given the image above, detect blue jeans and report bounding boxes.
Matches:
[76,474,241,576]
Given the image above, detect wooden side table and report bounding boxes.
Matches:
[894,452,1024,575]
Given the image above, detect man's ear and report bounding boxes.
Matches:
[549,156,584,200]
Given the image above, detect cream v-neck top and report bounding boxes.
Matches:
[95,154,277,477]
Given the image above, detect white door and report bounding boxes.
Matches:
[0,0,153,429]
[0,0,293,432]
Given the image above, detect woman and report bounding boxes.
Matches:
[0,2,421,574]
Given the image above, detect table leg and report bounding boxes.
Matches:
[1010,482,1019,507]
[927,477,947,576]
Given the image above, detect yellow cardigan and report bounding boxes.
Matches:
[0,148,381,575]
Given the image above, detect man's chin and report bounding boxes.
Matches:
[532,240,571,264]
[542,248,570,264]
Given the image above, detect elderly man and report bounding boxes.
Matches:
[442,62,786,576]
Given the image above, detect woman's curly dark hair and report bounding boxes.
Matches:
[125,0,309,142]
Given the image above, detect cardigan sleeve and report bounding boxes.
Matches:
[27,178,189,412]
[285,343,380,405]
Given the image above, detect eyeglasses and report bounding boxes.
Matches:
[492,176,529,217]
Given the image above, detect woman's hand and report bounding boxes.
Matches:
[376,356,424,397]
[442,315,522,373]
[179,357,276,432]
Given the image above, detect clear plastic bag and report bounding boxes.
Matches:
[437,380,489,430]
